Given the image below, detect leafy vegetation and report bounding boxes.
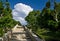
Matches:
[25,0,60,41]
[0,0,20,37]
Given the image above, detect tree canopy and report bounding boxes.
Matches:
[25,0,60,41]
[0,0,20,36]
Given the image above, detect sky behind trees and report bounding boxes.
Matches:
[9,0,60,10]
[9,0,60,25]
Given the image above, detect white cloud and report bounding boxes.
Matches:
[12,3,33,25]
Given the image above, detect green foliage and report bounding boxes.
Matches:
[0,0,20,37]
[36,28,60,41]
[0,28,4,37]
[25,10,40,31]
[25,0,60,41]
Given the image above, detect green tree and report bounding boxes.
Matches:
[0,0,4,17]
[0,0,20,36]
[25,10,40,31]
[26,0,60,41]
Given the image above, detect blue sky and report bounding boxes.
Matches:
[8,0,60,10]
[9,0,60,25]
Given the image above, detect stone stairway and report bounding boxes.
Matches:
[9,26,32,41]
